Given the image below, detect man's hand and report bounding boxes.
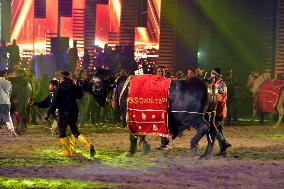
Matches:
[28,98,34,105]
[73,79,78,85]
[43,115,49,121]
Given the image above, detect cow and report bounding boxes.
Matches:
[9,75,33,134]
[81,69,231,159]
[252,77,284,127]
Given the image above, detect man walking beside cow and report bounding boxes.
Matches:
[44,71,95,158]
[209,68,231,155]
[28,79,77,157]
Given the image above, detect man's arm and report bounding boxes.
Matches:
[75,84,83,99]
[46,89,59,118]
[34,95,51,108]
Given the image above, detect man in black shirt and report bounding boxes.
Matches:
[29,79,76,156]
[45,71,95,158]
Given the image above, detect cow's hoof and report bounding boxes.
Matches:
[216,151,228,157]
[199,155,211,160]
[157,145,168,151]
[124,152,135,157]
[189,147,198,157]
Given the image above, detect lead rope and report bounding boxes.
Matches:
[119,75,133,106]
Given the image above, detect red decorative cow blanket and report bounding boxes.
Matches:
[255,80,284,112]
[127,75,172,137]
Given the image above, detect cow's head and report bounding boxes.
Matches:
[85,69,116,106]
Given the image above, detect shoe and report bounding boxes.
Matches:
[218,142,232,155]
[78,134,96,158]
[66,135,77,155]
[58,138,72,157]
[9,129,17,137]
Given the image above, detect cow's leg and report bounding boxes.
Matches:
[274,112,283,128]
[251,108,257,125]
[190,115,211,158]
[200,126,215,159]
[139,135,151,154]
[157,137,170,150]
[274,90,284,128]
[274,113,283,128]
[201,112,216,158]
[125,133,138,157]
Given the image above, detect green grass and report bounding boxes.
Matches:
[0,177,116,189]
[0,148,157,169]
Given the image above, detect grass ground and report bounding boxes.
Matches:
[0,121,284,189]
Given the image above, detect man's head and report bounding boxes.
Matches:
[195,68,204,77]
[0,70,6,77]
[211,68,222,78]
[73,40,77,48]
[12,39,16,45]
[119,69,127,77]
[187,68,195,78]
[60,71,71,82]
[156,66,166,77]
[49,79,59,92]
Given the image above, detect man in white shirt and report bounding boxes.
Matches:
[0,70,17,136]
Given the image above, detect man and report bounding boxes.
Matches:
[82,49,90,71]
[7,39,20,72]
[44,71,95,158]
[155,66,170,150]
[156,66,166,77]
[0,40,8,71]
[210,68,231,155]
[224,69,238,125]
[211,68,227,134]
[67,41,79,73]
[29,79,76,156]
[0,70,17,137]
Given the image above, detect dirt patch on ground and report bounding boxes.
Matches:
[0,122,284,188]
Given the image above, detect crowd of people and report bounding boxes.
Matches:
[0,39,20,72]
[0,39,247,158]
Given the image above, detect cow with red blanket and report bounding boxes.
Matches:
[254,79,284,127]
[81,69,230,159]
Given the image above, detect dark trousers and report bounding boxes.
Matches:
[58,112,80,138]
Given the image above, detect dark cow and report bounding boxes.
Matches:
[82,69,230,158]
[9,75,33,134]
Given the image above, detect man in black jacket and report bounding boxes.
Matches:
[44,71,95,158]
[29,79,76,156]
